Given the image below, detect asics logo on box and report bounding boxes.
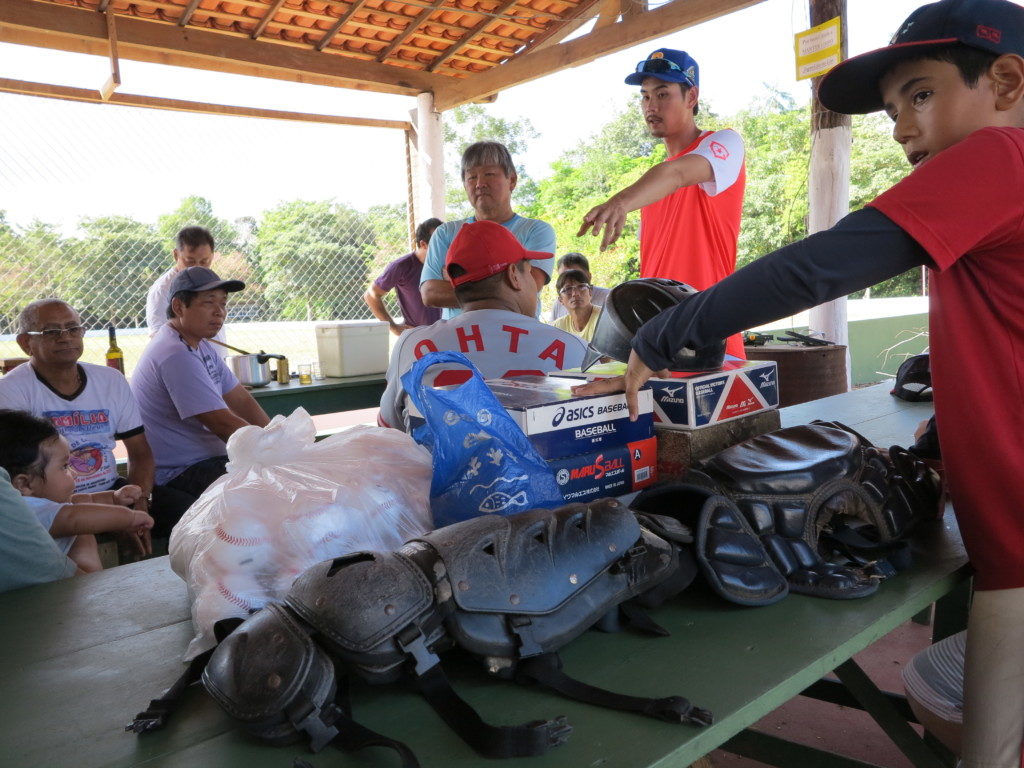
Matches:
[551,404,595,427]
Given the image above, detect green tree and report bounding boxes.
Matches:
[731,92,811,268]
[253,200,373,321]
[364,203,411,272]
[11,221,78,324]
[531,98,657,309]
[157,195,240,257]
[848,113,917,297]
[442,105,541,216]
[63,215,166,328]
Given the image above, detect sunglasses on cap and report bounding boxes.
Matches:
[634,57,682,75]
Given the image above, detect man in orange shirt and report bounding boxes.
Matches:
[578,48,746,359]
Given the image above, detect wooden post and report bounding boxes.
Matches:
[807,0,851,388]
[99,10,120,101]
[415,92,445,223]
[404,128,416,248]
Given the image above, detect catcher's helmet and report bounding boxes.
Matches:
[581,278,725,372]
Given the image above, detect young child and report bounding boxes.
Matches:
[578,1,1024,765]
[0,409,154,572]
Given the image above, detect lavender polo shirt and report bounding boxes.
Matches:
[374,253,440,328]
[130,324,240,484]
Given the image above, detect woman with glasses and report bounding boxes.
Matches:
[551,269,601,342]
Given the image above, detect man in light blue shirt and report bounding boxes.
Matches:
[420,141,555,320]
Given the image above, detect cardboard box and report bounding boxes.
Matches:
[483,376,654,459]
[315,321,389,377]
[549,436,658,503]
[655,409,782,481]
[557,359,779,430]
[405,375,654,460]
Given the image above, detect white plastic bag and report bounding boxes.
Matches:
[169,408,433,659]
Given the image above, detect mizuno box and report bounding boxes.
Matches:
[483,376,654,459]
[548,437,658,503]
[557,360,779,430]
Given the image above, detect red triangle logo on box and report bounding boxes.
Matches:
[721,375,761,416]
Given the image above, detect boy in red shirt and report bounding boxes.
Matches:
[579,1,1024,764]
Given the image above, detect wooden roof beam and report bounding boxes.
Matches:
[99,11,121,101]
[0,0,443,96]
[315,0,374,51]
[251,0,288,39]
[0,77,412,129]
[525,0,602,53]
[375,0,452,63]
[427,0,524,72]
[178,0,204,27]
[434,0,766,109]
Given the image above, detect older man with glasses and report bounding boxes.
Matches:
[0,299,176,548]
[577,48,747,359]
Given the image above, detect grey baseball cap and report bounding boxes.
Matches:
[169,266,245,296]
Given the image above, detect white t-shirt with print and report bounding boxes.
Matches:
[0,362,144,492]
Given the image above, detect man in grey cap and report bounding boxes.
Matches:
[131,266,270,502]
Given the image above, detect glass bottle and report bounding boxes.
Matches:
[105,326,125,374]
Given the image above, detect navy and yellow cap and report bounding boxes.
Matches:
[625,48,699,88]
[819,0,1024,115]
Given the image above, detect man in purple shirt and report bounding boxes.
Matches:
[363,218,443,335]
[131,267,270,504]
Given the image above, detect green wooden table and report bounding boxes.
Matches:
[247,374,386,418]
[0,384,967,768]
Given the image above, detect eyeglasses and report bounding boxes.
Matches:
[634,57,682,75]
[558,284,592,296]
[23,325,88,340]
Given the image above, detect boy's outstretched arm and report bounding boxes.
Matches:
[576,208,931,417]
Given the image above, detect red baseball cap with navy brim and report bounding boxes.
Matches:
[819,0,1024,115]
[445,220,553,287]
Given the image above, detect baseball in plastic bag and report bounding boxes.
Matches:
[401,350,563,527]
[168,408,433,659]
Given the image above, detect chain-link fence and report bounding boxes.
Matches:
[0,91,414,372]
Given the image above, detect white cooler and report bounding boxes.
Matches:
[315,320,389,377]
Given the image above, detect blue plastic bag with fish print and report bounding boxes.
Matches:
[402,350,564,527]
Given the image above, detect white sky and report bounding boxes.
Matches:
[0,0,923,231]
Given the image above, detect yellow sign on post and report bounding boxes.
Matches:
[794,16,842,81]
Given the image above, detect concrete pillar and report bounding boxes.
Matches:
[807,0,852,388]
[415,92,445,222]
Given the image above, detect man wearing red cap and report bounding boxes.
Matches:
[379,221,586,430]
[578,48,747,359]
